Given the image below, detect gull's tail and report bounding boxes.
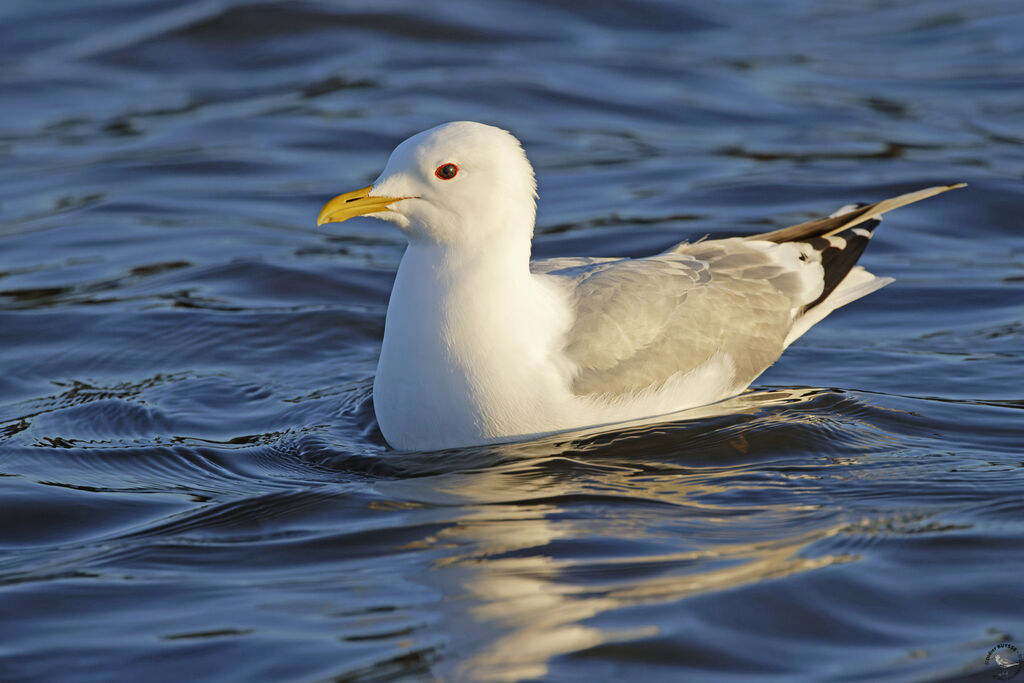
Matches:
[762,183,967,346]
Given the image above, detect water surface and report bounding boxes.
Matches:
[1,1,1023,680]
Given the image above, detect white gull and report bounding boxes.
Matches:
[317,121,963,450]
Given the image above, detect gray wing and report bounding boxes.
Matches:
[533,239,812,398]
[532,183,967,400]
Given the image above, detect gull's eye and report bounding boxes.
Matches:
[434,163,459,180]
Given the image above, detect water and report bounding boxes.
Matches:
[1,0,1022,680]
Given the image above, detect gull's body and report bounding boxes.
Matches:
[318,121,963,451]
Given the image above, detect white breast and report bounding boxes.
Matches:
[373,244,575,450]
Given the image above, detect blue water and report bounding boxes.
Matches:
[1,1,1022,680]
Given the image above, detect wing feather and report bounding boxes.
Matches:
[535,183,966,401]
[538,240,810,398]
[747,183,964,243]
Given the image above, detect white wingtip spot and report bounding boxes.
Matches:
[825,235,847,249]
[829,203,860,218]
[852,228,871,238]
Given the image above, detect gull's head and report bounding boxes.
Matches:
[317,121,537,246]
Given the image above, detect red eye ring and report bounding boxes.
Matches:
[435,163,459,180]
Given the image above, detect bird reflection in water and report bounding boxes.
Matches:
[376,387,891,681]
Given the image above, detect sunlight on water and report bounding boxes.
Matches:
[1,0,1022,680]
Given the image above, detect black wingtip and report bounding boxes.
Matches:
[802,219,881,312]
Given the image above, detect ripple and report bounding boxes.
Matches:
[2,0,1024,680]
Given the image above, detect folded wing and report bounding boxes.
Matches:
[535,183,965,400]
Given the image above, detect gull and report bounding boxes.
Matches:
[317,121,964,451]
[996,652,1018,669]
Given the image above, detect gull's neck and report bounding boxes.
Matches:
[373,226,571,449]
[388,227,542,361]
[427,227,533,284]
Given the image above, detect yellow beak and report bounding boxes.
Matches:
[316,185,406,226]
